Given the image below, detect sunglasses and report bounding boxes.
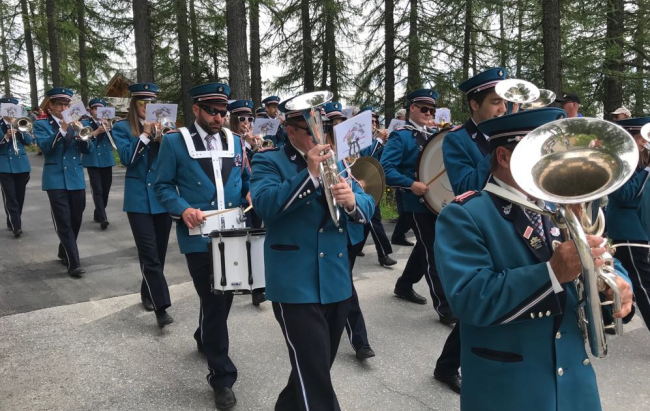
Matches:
[199,104,228,117]
[137,100,157,106]
[413,104,436,114]
[238,116,254,123]
[293,125,312,136]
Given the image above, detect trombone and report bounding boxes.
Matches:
[3,116,34,155]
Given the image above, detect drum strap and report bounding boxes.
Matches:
[180,127,234,211]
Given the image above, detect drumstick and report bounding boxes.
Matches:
[202,205,254,219]
[243,204,253,213]
[425,168,447,186]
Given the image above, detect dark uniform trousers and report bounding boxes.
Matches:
[345,242,370,351]
[613,240,650,331]
[273,298,350,411]
[86,167,112,222]
[395,212,453,318]
[126,212,172,311]
[185,252,238,390]
[435,323,461,374]
[1,172,29,231]
[359,204,393,258]
[48,189,85,269]
[391,189,411,241]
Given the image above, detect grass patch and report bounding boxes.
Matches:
[380,188,399,220]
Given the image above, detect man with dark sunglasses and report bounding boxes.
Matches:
[154,82,251,411]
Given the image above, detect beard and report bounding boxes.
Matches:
[198,116,222,135]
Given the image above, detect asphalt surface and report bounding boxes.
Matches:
[1,152,649,411]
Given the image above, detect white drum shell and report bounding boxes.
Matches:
[189,208,246,236]
[211,230,266,294]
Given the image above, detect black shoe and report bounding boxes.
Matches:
[433,370,461,394]
[155,310,174,328]
[141,296,155,312]
[100,220,109,230]
[394,287,427,305]
[439,315,459,326]
[196,338,204,354]
[605,327,616,335]
[391,237,414,246]
[93,216,102,223]
[252,292,266,306]
[357,250,365,257]
[214,387,237,410]
[68,267,85,277]
[378,255,397,267]
[356,346,376,361]
[13,229,22,238]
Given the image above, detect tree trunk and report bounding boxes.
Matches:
[462,0,472,80]
[20,0,38,108]
[603,0,625,118]
[35,0,50,91]
[321,9,329,91]
[499,1,506,68]
[516,0,523,78]
[77,0,88,105]
[541,0,562,95]
[226,0,251,98]
[406,0,421,93]
[301,0,314,91]
[133,0,155,82]
[0,11,11,96]
[45,0,62,87]
[384,0,396,121]
[189,0,200,80]
[249,0,262,108]
[326,2,338,100]
[633,1,646,117]
[177,0,195,125]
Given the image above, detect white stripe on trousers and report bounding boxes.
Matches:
[49,207,71,269]
[1,184,14,231]
[411,213,444,314]
[279,303,310,411]
[626,242,650,315]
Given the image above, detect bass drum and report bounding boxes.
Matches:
[415,130,455,214]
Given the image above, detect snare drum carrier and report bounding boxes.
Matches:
[179,127,266,295]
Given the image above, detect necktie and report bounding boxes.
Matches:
[525,209,546,240]
[205,135,215,151]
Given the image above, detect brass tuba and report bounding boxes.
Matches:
[283,91,339,225]
[510,117,638,358]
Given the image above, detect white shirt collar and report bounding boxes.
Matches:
[292,143,307,159]
[493,176,545,208]
[408,120,426,132]
[194,121,223,152]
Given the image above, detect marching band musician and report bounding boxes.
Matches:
[380,89,455,319]
[260,95,287,147]
[323,101,376,362]
[607,117,650,333]
[434,108,634,411]
[112,83,173,328]
[0,96,31,238]
[250,96,374,410]
[443,67,507,195]
[154,82,250,411]
[82,98,116,230]
[355,106,397,267]
[34,88,94,277]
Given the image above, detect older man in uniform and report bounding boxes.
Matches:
[34,88,93,277]
[0,96,31,237]
[82,98,115,230]
[154,82,250,410]
[434,107,634,411]
[251,96,374,410]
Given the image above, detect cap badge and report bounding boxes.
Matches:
[144,84,149,90]
[498,70,504,77]
[428,91,433,96]
[218,86,224,92]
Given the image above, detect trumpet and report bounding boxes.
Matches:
[99,117,119,150]
[252,136,275,151]
[153,117,175,142]
[3,116,34,155]
[73,120,94,141]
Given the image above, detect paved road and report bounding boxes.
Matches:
[1,152,649,410]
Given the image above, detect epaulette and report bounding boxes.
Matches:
[115,118,128,123]
[258,147,281,153]
[452,190,481,204]
[450,124,464,132]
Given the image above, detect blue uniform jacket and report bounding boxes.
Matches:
[381,122,431,213]
[359,138,384,160]
[435,190,631,411]
[34,115,93,191]
[0,119,31,173]
[112,119,165,214]
[154,125,250,254]
[250,143,375,304]
[606,167,650,241]
[442,119,491,195]
[81,118,116,168]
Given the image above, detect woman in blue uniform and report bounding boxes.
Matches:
[112,83,173,328]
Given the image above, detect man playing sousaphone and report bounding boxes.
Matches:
[154,82,250,411]
[434,108,634,411]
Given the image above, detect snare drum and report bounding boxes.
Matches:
[209,228,266,294]
[189,207,246,236]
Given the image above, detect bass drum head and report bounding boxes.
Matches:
[416,130,455,214]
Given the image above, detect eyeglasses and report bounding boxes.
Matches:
[199,104,228,117]
[293,124,312,136]
[137,100,156,106]
[238,116,254,123]
[413,104,436,114]
[371,120,378,124]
